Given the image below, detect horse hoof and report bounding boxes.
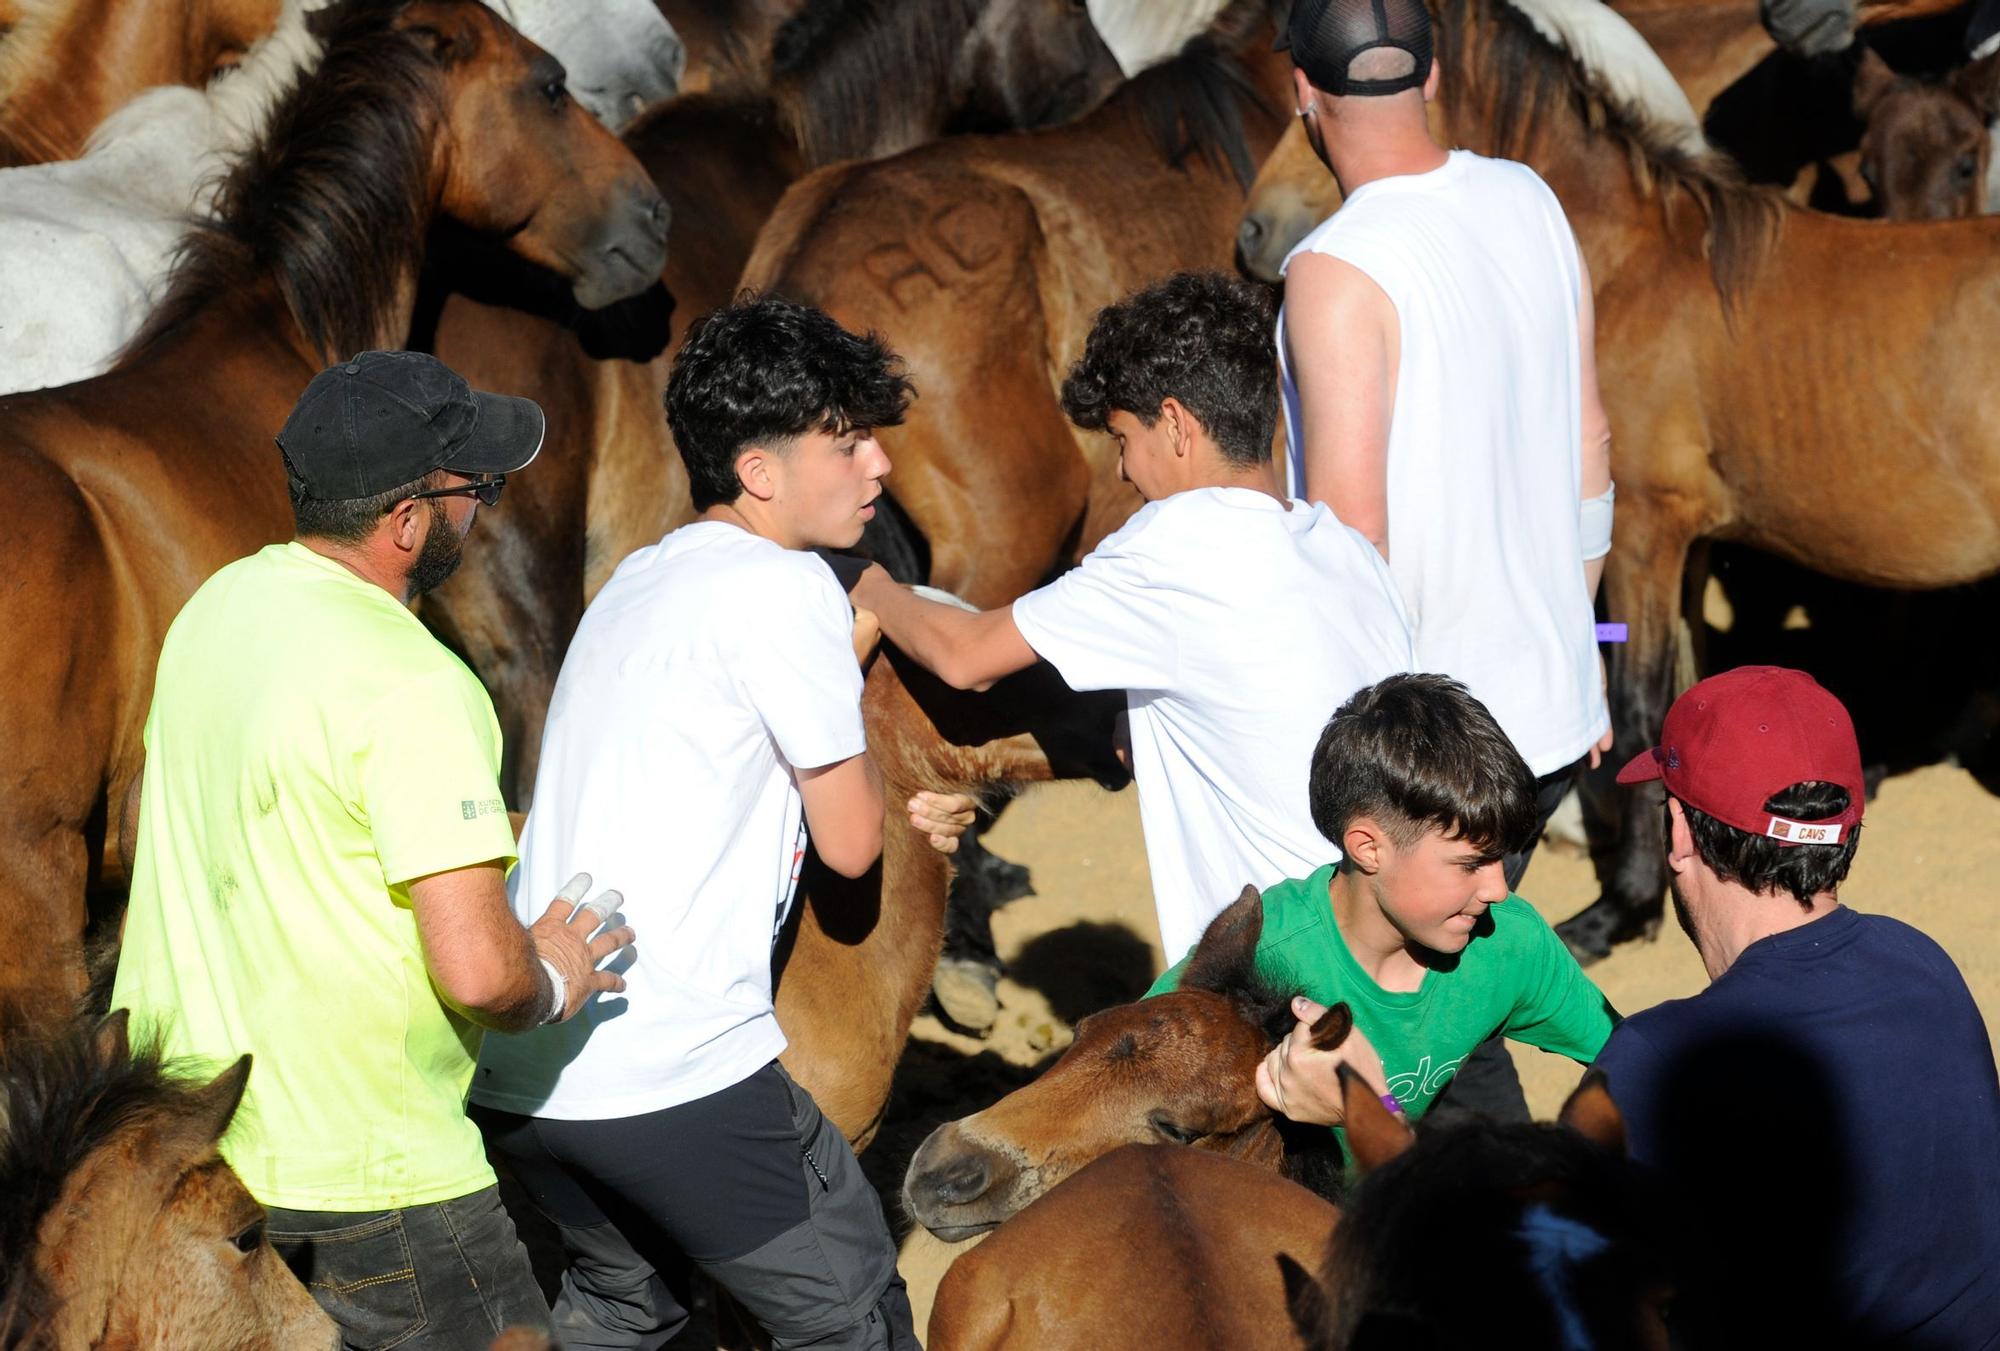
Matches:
[933,957,1003,1036]
[1555,898,1665,966]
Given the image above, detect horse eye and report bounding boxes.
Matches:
[1149,1112,1202,1145]
[231,1221,265,1254]
[1954,154,1978,184]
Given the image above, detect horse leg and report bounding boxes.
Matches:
[932,806,1036,1037]
[1559,509,1706,963]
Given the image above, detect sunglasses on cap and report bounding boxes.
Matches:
[403,475,505,508]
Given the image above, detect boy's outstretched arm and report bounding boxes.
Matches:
[851,563,1040,692]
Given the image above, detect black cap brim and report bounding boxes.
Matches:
[445,391,546,477]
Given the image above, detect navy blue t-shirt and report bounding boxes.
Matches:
[1596,906,2000,1348]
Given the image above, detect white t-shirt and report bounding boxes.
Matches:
[472,522,865,1120]
[1278,149,1610,776]
[1012,487,1413,962]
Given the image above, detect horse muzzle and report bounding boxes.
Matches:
[902,1119,1043,1241]
[571,180,670,311]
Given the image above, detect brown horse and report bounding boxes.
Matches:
[925,1057,1655,1349]
[0,0,666,1006]
[740,0,1293,608]
[927,1145,1338,1351]
[1243,0,2000,958]
[0,1008,337,1348]
[776,646,1128,1145]
[904,886,1350,1237]
[0,0,278,164]
[1854,41,2000,217]
[662,0,1121,157]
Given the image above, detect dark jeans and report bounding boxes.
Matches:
[1427,757,1586,1127]
[267,1183,549,1351]
[473,1062,916,1351]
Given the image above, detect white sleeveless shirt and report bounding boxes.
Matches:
[1278,149,1609,775]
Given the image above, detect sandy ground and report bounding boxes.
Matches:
[863,761,2000,1340]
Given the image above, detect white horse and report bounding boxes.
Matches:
[0,0,681,396]
[1086,0,1233,75]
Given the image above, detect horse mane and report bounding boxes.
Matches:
[768,0,982,164]
[1116,0,1282,191]
[121,0,445,365]
[0,1012,200,1347]
[1436,0,1783,308]
[1313,1117,1668,1346]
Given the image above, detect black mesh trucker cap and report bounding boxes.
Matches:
[275,350,545,501]
[1279,0,1434,96]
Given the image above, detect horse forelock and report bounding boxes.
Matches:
[1117,0,1283,191]
[121,0,441,366]
[1435,0,1782,310]
[0,1013,215,1347]
[769,0,977,165]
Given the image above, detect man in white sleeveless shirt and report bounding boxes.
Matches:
[1276,0,1616,1118]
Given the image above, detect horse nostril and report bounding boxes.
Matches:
[1237,215,1266,258]
[928,1155,992,1206]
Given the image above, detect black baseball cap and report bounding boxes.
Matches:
[1279,0,1434,96]
[275,350,546,501]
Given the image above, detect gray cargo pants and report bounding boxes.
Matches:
[472,1063,915,1351]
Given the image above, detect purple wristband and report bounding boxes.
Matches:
[1380,1092,1405,1117]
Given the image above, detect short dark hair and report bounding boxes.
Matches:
[665,294,914,511]
[1059,271,1278,466]
[285,466,438,542]
[1670,781,1861,908]
[1308,673,1539,860]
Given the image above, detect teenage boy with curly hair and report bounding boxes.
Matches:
[851,270,1415,963]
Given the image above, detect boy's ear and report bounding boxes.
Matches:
[1342,818,1389,875]
[735,446,777,503]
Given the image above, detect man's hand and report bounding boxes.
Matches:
[528,872,635,1023]
[1254,996,1390,1126]
[1589,650,1614,770]
[909,791,978,854]
[852,605,882,668]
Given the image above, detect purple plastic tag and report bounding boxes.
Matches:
[1595,623,1628,643]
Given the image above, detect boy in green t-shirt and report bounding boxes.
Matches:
[1148,672,1617,1128]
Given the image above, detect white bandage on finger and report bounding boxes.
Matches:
[579,888,623,927]
[555,872,593,906]
[1580,482,1615,561]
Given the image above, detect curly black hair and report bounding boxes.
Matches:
[1059,271,1278,466]
[665,294,914,511]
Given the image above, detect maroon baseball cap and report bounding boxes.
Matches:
[1616,666,1864,846]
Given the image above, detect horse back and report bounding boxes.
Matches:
[928,1145,1336,1351]
[1602,208,2000,585]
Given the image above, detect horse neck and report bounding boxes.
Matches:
[124,271,378,391]
[1212,1115,1289,1173]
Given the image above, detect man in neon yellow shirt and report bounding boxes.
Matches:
[112,351,635,1350]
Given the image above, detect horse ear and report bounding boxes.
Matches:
[1278,1252,1331,1345]
[1950,49,2000,123]
[1178,886,1265,994]
[1557,1069,1628,1156]
[1307,1000,1353,1053]
[1853,46,1899,118]
[185,1054,253,1146]
[1340,1063,1414,1172]
[94,1009,132,1066]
